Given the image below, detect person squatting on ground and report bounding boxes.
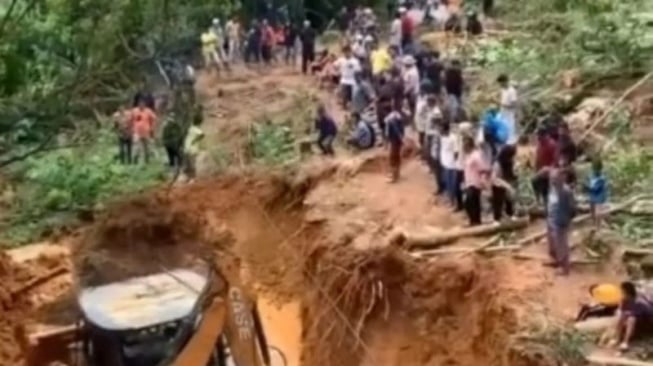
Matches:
[315,104,338,156]
[608,281,653,351]
[347,112,376,150]
[300,21,317,74]
[546,168,576,276]
[385,102,405,183]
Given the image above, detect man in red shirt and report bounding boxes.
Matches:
[131,97,157,164]
[532,128,559,206]
[261,19,275,64]
[400,8,414,52]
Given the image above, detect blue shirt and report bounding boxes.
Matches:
[315,115,337,138]
[482,110,508,145]
[587,173,608,204]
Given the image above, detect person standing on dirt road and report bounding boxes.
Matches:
[300,20,317,74]
[260,19,275,65]
[335,45,362,109]
[385,102,405,183]
[315,104,338,156]
[462,135,489,226]
[546,168,576,276]
[131,97,157,165]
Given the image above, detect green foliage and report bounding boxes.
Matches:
[606,148,653,197]
[532,328,590,365]
[1,129,166,245]
[248,120,297,166]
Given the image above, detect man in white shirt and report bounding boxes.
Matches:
[389,10,403,51]
[334,46,362,108]
[225,17,241,62]
[402,55,420,121]
[439,122,458,206]
[498,74,518,146]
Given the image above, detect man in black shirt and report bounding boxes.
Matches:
[444,59,464,122]
[299,20,316,74]
[283,22,298,65]
[423,51,443,94]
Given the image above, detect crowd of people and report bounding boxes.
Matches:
[111,91,205,182]
[303,2,614,279]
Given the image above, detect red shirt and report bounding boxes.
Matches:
[262,25,275,46]
[131,107,156,138]
[535,137,558,170]
[401,15,414,37]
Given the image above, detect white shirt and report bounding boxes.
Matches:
[500,85,518,144]
[352,41,367,58]
[335,57,361,86]
[440,134,457,170]
[390,19,402,46]
[425,105,443,136]
[403,66,420,95]
[452,133,464,170]
[414,96,428,133]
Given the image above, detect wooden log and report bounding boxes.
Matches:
[512,253,600,265]
[411,244,521,257]
[516,195,645,247]
[623,248,653,258]
[574,316,617,333]
[10,266,68,298]
[586,353,653,366]
[397,218,529,249]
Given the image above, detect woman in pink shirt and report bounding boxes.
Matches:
[462,135,489,226]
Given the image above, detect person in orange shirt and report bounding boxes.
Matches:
[131,97,157,164]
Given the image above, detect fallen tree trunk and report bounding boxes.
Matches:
[586,353,653,366]
[516,195,645,247]
[411,243,520,258]
[396,218,529,249]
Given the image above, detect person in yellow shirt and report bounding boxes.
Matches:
[370,43,391,76]
[201,27,219,72]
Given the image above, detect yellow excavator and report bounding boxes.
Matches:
[22,262,285,366]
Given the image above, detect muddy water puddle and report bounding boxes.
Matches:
[257,296,302,366]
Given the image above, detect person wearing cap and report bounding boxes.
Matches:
[334,45,362,108]
[402,55,420,122]
[300,20,317,74]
